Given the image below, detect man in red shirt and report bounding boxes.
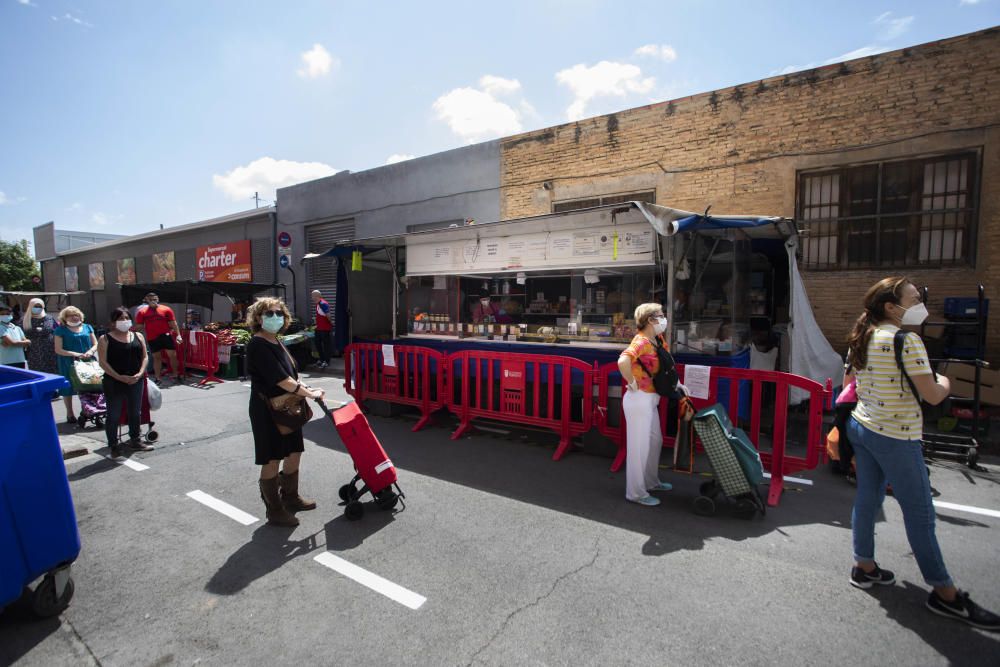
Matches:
[311,290,333,370]
[135,292,183,383]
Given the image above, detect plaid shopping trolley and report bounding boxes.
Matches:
[691,404,766,519]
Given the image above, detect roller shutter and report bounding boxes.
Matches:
[305,219,355,327]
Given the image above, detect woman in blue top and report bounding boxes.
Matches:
[54,306,99,424]
[0,302,31,368]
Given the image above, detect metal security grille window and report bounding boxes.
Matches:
[799,152,979,269]
[305,219,356,326]
[552,190,655,213]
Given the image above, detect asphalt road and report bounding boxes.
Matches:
[3,371,999,666]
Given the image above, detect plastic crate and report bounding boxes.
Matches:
[0,367,80,609]
[943,297,989,320]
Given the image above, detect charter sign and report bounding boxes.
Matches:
[196,240,252,283]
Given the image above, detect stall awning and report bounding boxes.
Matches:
[632,202,795,238]
[118,281,285,309]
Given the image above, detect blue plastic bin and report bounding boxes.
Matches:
[0,366,80,612]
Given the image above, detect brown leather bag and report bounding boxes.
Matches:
[261,341,313,435]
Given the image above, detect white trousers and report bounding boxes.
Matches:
[623,388,663,501]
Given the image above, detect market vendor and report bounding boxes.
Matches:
[471,291,500,324]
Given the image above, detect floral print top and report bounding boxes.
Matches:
[621,333,667,393]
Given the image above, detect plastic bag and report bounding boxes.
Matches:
[147,377,162,411]
[70,359,104,392]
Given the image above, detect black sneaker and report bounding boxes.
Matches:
[926,590,1000,631]
[850,563,896,589]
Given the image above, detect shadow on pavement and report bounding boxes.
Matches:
[323,510,397,552]
[204,524,320,595]
[864,581,1000,657]
[0,595,62,666]
[302,407,859,559]
[67,448,145,482]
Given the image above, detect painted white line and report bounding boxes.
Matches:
[933,500,1000,519]
[314,551,426,610]
[762,472,814,486]
[186,490,259,526]
[106,456,149,471]
[475,426,511,436]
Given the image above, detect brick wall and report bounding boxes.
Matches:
[500,28,1000,363]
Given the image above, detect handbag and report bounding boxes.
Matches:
[261,342,313,435]
[70,358,104,392]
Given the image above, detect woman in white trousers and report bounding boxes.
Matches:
[617,303,674,506]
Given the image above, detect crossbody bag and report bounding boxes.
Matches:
[260,341,313,435]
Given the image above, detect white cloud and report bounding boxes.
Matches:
[91,212,111,226]
[212,157,339,201]
[634,44,678,62]
[960,0,983,4]
[17,0,38,7]
[433,86,523,143]
[385,154,415,165]
[479,75,521,97]
[556,60,655,121]
[873,11,914,40]
[297,43,337,79]
[53,12,93,27]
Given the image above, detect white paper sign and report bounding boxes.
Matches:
[433,275,446,290]
[382,344,395,367]
[683,365,711,400]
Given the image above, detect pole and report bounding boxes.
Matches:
[664,233,675,348]
[283,266,297,314]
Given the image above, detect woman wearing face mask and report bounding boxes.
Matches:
[616,302,678,506]
[97,307,150,456]
[471,291,499,324]
[54,306,99,424]
[0,302,31,369]
[245,297,325,526]
[844,277,999,630]
[22,298,58,374]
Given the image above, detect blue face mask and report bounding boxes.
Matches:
[0,315,11,324]
[32,307,43,315]
[262,314,284,333]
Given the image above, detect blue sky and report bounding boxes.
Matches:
[1,0,997,249]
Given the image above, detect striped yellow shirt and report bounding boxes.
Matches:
[852,325,931,441]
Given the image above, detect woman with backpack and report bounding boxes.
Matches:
[617,302,686,507]
[845,276,998,630]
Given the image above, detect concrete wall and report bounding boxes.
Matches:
[276,140,501,321]
[498,28,1000,364]
[39,209,274,323]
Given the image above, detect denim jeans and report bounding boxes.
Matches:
[105,379,143,447]
[847,416,952,587]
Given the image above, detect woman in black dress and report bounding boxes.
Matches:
[245,297,324,526]
[97,307,150,457]
[23,297,58,374]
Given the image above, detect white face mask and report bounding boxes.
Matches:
[32,306,43,315]
[651,316,667,335]
[900,302,929,326]
[480,299,490,307]
[116,320,132,332]
[67,319,82,327]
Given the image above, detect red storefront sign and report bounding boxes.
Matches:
[196,240,252,283]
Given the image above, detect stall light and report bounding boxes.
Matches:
[516,272,526,285]
[584,270,600,285]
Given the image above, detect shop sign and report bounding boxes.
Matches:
[196,240,252,283]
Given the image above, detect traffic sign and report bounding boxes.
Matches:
[278,231,292,248]
[279,255,290,269]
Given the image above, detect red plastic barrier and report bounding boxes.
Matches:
[183,331,222,386]
[594,361,833,507]
[447,350,593,461]
[343,343,447,432]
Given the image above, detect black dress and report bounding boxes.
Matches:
[246,335,305,465]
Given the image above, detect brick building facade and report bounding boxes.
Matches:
[499,28,1000,364]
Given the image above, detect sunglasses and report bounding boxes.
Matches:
[263,310,285,318]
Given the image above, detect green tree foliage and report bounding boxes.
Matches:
[0,240,40,291]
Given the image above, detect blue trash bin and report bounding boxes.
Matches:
[0,366,80,616]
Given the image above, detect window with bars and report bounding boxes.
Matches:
[798,153,978,269]
[552,190,655,213]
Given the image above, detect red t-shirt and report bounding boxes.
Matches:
[315,299,332,331]
[135,304,176,339]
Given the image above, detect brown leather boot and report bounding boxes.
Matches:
[259,477,299,526]
[278,470,317,512]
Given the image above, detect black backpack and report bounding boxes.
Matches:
[893,329,936,402]
[636,339,681,399]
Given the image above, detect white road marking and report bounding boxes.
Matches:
[314,551,426,610]
[186,490,259,526]
[762,472,814,486]
[475,426,511,436]
[933,500,1000,519]
[106,456,149,471]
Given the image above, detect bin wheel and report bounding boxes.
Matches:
[699,480,719,498]
[967,449,979,469]
[338,484,357,502]
[146,431,159,443]
[692,496,716,517]
[734,498,758,520]
[375,490,399,511]
[345,501,364,521]
[31,574,74,618]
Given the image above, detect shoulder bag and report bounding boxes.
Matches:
[260,341,313,435]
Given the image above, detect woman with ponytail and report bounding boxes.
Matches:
[844,277,998,630]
